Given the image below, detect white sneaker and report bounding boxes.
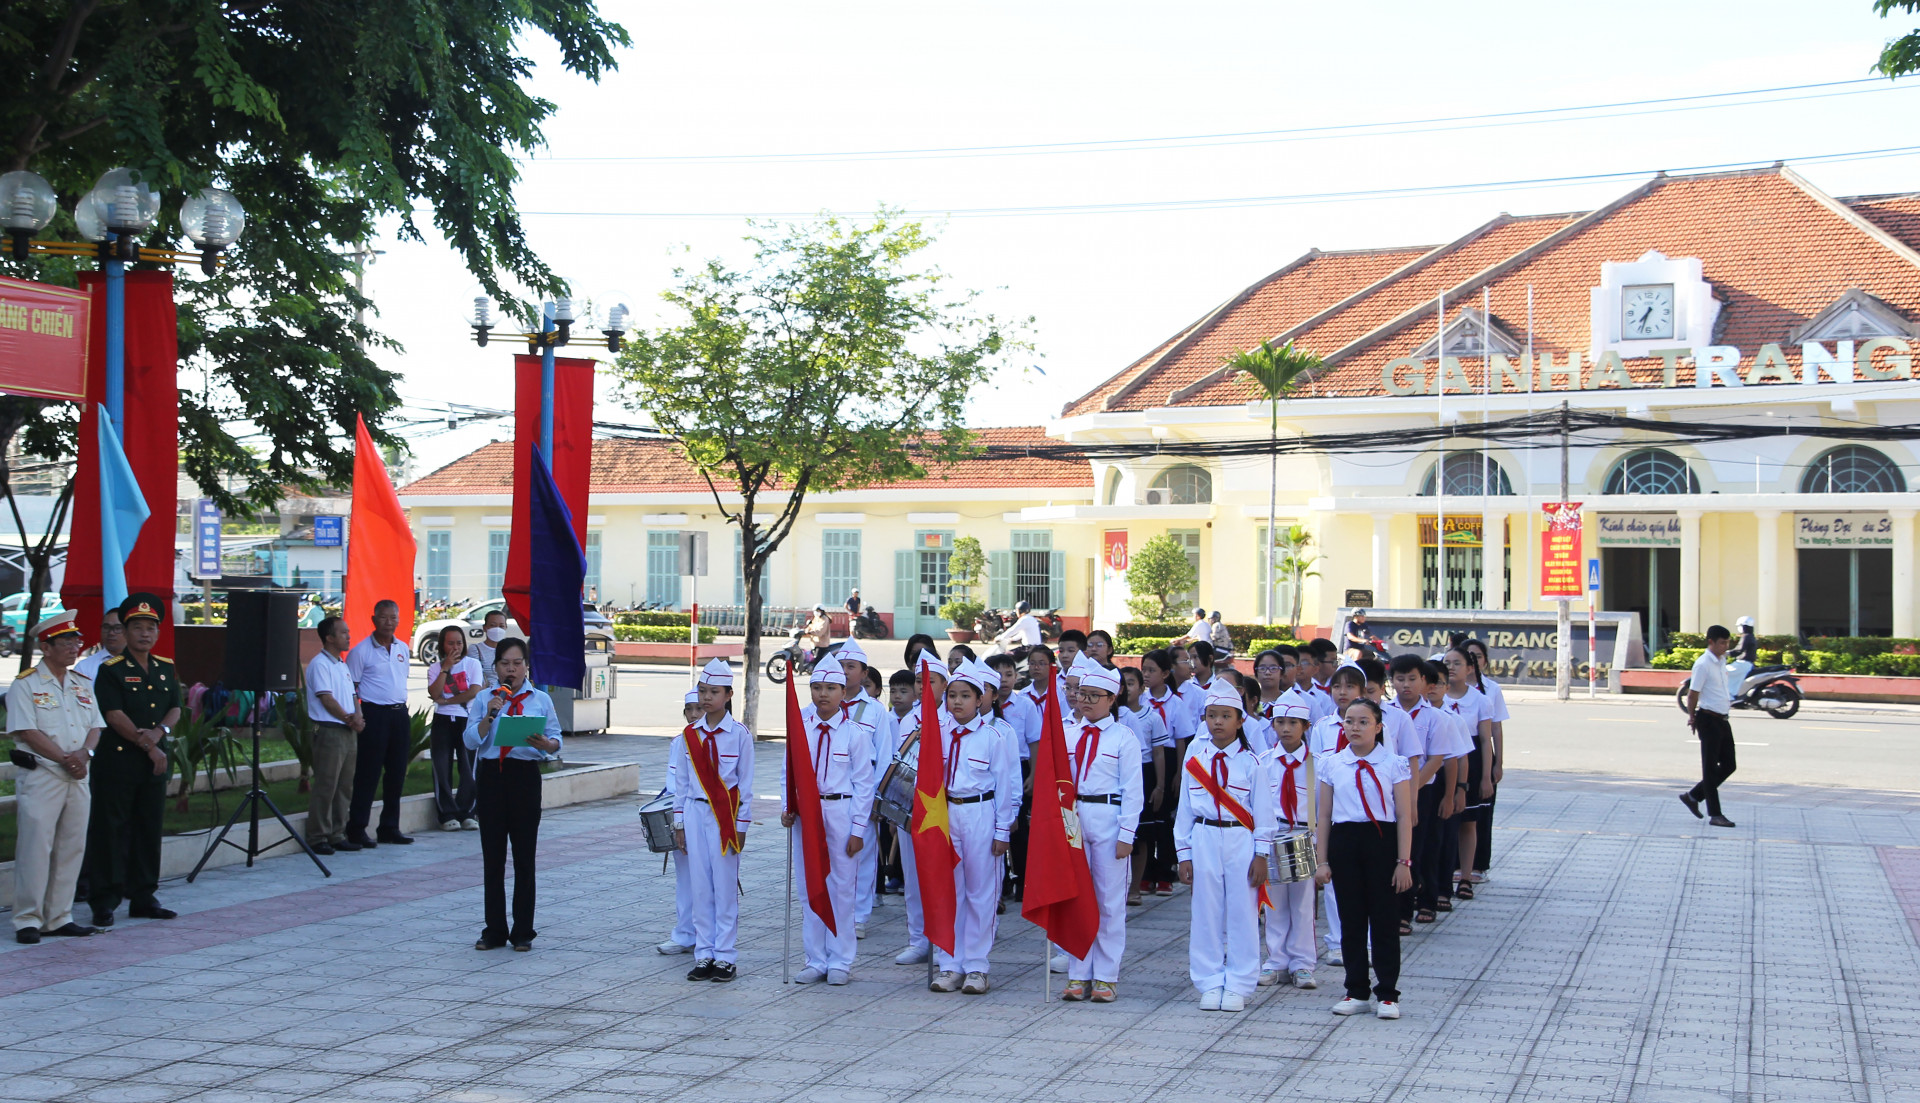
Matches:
[827,969,850,986]
[1325,948,1344,967]
[1375,999,1401,1019]
[654,940,694,955]
[794,966,827,984]
[1220,991,1246,1013]
[895,944,930,965]
[1199,988,1223,1011]
[1292,969,1317,990]
[461,818,479,831]
[1331,997,1369,1015]
[441,819,461,831]
[1049,951,1071,973]
[854,923,867,940]
[929,970,963,992]
[961,971,989,994]
[1257,969,1281,987]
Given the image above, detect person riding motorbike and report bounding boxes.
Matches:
[799,604,834,663]
[995,600,1043,661]
[1727,615,1758,688]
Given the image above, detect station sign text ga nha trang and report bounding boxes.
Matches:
[1380,338,1915,395]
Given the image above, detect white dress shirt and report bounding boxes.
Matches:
[463,681,563,762]
[1173,739,1275,861]
[786,704,879,838]
[941,712,1020,841]
[1119,703,1173,764]
[1318,745,1412,824]
[1067,713,1145,843]
[671,712,757,834]
[1266,741,1315,828]
[304,649,356,725]
[1690,651,1732,715]
[1142,686,1194,744]
[346,633,412,706]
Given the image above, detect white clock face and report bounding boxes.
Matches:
[1621,284,1675,340]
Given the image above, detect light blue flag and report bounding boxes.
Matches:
[98,404,150,610]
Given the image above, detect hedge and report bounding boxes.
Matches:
[1806,636,1920,657]
[1116,622,1295,651]
[614,624,717,643]
[1665,632,1798,651]
[1652,648,1920,677]
[614,611,693,627]
[1114,636,1177,655]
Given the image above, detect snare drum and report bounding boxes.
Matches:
[1267,829,1318,884]
[638,790,676,853]
[874,736,920,827]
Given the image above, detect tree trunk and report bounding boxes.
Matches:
[741,543,764,734]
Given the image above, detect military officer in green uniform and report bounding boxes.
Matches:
[87,593,182,926]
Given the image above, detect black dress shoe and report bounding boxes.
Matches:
[310,841,336,855]
[1679,792,1703,819]
[41,923,94,937]
[333,838,363,852]
[347,833,378,848]
[687,958,717,981]
[15,928,40,944]
[511,941,532,952]
[376,831,414,845]
[127,904,177,920]
[475,936,506,951]
[709,961,737,983]
[90,910,115,928]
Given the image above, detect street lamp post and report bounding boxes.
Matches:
[468,291,628,471]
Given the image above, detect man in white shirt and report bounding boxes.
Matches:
[304,616,364,854]
[344,599,416,847]
[74,611,124,683]
[995,600,1043,656]
[1680,625,1737,828]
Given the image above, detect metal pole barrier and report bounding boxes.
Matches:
[1588,592,1597,698]
[782,825,793,984]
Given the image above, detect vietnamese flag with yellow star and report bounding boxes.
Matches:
[909,657,958,955]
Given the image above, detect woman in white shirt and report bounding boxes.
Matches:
[1313,698,1413,1020]
[426,626,484,831]
[1118,665,1172,906]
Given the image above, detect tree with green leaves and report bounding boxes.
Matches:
[1874,1,1920,74]
[0,0,627,658]
[939,535,987,631]
[1273,524,1321,628]
[1225,339,1322,625]
[1124,533,1199,621]
[613,213,1024,730]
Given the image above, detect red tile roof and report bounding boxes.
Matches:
[398,425,1092,497]
[1847,192,1920,251]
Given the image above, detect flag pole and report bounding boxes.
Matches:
[1042,927,1050,1003]
[782,825,793,984]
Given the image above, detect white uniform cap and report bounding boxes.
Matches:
[698,658,734,687]
[1203,682,1246,717]
[917,655,948,680]
[682,689,699,705]
[836,640,869,666]
[948,662,985,693]
[1273,700,1311,721]
[1066,654,1099,681]
[811,666,847,686]
[973,661,1002,691]
[1336,660,1363,676]
[1079,665,1120,695]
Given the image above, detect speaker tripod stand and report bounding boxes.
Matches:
[187,709,331,881]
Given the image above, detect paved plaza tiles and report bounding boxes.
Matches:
[2,737,1918,1103]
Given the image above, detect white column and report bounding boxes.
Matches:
[1893,509,1916,638]
[1754,510,1779,635]
[1481,511,1508,610]
[1371,513,1391,607]
[1678,509,1703,633]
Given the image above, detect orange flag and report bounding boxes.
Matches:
[909,658,958,955]
[345,415,416,646]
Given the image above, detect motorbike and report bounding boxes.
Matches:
[1673,662,1803,719]
[850,604,889,640]
[766,627,843,685]
[974,608,1009,640]
[0,625,14,659]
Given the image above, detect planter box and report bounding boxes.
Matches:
[611,641,745,666]
[1620,667,1920,704]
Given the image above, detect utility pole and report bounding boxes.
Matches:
[1556,400,1571,700]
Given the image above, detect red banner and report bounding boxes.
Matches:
[1539,502,1583,600]
[0,276,89,400]
[1103,529,1128,575]
[63,272,178,654]
[502,355,594,629]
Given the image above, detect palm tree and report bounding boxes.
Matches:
[1224,340,1324,625]
[1274,524,1321,628]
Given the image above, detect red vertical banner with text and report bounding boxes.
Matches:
[1102,529,1128,583]
[1539,502,1584,599]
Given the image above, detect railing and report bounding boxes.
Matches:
[696,605,850,637]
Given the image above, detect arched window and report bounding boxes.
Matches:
[1800,446,1907,493]
[1103,468,1123,505]
[1604,449,1700,495]
[1150,464,1212,504]
[1420,452,1514,496]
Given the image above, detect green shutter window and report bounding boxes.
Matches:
[1048,550,1065,612]
[893,548,917,630]
[989,550,1013,608]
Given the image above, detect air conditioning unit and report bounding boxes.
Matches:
[1141,488,1168,506]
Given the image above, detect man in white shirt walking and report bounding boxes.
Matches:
[1680,625,1738,828]
[345,599,416,847]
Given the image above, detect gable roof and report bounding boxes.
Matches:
[398,425,1093,498]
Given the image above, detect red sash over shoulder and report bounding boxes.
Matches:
[684,723,742,855]
[1184,753,1275,911]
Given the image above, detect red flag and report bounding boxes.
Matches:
[784,672,836,934]
[345,415,417,646]
[503,355,593,628]
[1020,679,1099,958]
[909,658,958,955]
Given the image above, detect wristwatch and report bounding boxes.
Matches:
[158,724,172,737]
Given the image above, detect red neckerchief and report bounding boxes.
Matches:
[946,724,971,789]
[1073,723,1100,788]
[499,688,531,761]
[683,721,742,854]
[1312,681,1331,698]
[1185,748,1276,911]
[1334,722,1348,753]
[814,720,832,785]
[1277,751,1302,825]
[1354,754,1389,835]
[1148,690,1171,730]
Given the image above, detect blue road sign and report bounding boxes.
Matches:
[313,515,343,548]
[1587,557,1601,592]
[193,499,222,580]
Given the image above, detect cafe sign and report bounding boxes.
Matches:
[1597,514,1681,547]
[1417,514,1509,548]
[1794,513,1894,548]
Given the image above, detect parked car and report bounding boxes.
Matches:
[1,592,62,634]
[411,598,614,665]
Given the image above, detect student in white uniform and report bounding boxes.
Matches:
[992,649,1041,904]
[1117,665,1172,907]
[835,640,889,939]
[929,662,1019,994]
[1421,663,1469,914]
[1305,664,1367,965]
[1060,665,1144,1004]
[1303,640,1341,724]
[891,656,952,966]
[671,659,755,982]
[1260,700,1318,989]
[781,666,875,986]
[1313,698,1414,1020]
[656,690,702,955]
[1384,655,1466,930]
[1182,640,1220,732]
[1439,645,1494,903]
[1175,683,1275,1012]
[1457,637,1508,883]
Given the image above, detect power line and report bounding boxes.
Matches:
[525,78,1911,165]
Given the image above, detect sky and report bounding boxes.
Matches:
[362,0,1920,481]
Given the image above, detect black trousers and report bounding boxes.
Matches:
[1006,759,1032,897]
[1330,821,1401,1002]
[1687,711,1737,817]
[86,734,167,914]
[347,703,411,837]
[478,756,542,943]
[1403,782,1447,916]
[1139,758,1177,883]
[429,713,476,821]
[1474,788,1497,872]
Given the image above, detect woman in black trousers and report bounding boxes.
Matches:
[464,638,562,951]
[1314,698,1415,1019]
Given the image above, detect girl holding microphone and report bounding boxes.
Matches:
[466,638,562,952]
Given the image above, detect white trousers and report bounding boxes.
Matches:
[1069,804,1129,983]
[669,847,696,947]
[13,768,88,932]
[1263,878,1318,972]
[684,800,742,963]
[1322,882,1342,951]
[1187,823,1261,997]
[899,829,927,952]
[936,801,999,975]
[793,801,858,973]
[854,819,879,924]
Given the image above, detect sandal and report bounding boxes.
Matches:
[1127,890,1143,907]
[1435,899,1454,912]
[1455,881,1475,900]
[1416,909,1436,924]
[1398,919,1414,936]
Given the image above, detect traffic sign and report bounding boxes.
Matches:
[1587,557,1601,593]
[312,515,343,547]
[191,499,222,580]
